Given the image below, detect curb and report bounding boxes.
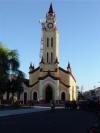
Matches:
[0,109,50,119]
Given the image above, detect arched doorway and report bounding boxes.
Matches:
[61,92,65,101]
[45,86,53,103]
[33,92,37,101]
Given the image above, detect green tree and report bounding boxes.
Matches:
[0,42,25,102]
[0,43,9,100]
[8,50,19,74]
[15,70,25,99]
[7,70,24,97]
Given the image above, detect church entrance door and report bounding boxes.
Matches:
[45,86,53,103]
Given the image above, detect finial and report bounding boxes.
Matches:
[55,57,59,64]
[29,63,32,68]
[32,64,34,69]
[48,3,54,14]
[68,61,70,68]
[40,56,44,64]
[67,62,71,73]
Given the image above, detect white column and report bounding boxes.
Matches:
[55,81,58,100]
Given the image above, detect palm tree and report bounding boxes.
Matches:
[6,51,25,101]
[15,70,25,100]
[0,43,9,102]
[0,43,25,103]
[8,50,19,74]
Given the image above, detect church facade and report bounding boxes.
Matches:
[22,4,77,104]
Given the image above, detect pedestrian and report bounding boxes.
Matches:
[50,100,55,112]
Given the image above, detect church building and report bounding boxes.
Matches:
[22,4,77,104]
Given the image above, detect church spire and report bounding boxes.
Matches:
[48,3,54,14]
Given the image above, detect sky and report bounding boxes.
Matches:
[0,0,100,91]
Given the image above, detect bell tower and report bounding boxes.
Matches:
[40,3,59,72]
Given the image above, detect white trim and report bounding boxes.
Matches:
[40,77,59,100]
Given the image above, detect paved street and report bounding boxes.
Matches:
[0,109,98,133]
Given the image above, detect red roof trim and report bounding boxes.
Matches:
[59,67,67,73]
[29,67,40,74]
[39,73,60,80]
[59,67,76,83]
[29,81,39,87]
[70,73,76,83]
[60,80,70,88]
[29,80,70,88]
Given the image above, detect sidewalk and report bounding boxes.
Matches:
[0,106,50,118]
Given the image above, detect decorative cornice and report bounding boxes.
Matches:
[41,70,57,72]
[59,67,76,83]
[29,67,40,74]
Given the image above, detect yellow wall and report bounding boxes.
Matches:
[21,8,77,102]
[29,68,40,85]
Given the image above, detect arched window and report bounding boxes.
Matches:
[47,52,49,63]
[51,37,53,47]
[47,38,49,47]
[51,52,53,63]
[33,92,37,101]
[61,92,65,101]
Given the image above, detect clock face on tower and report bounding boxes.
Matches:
[47,23,53,29]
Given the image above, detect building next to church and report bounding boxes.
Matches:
[2,4,77,104]
[22,4,77,104]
